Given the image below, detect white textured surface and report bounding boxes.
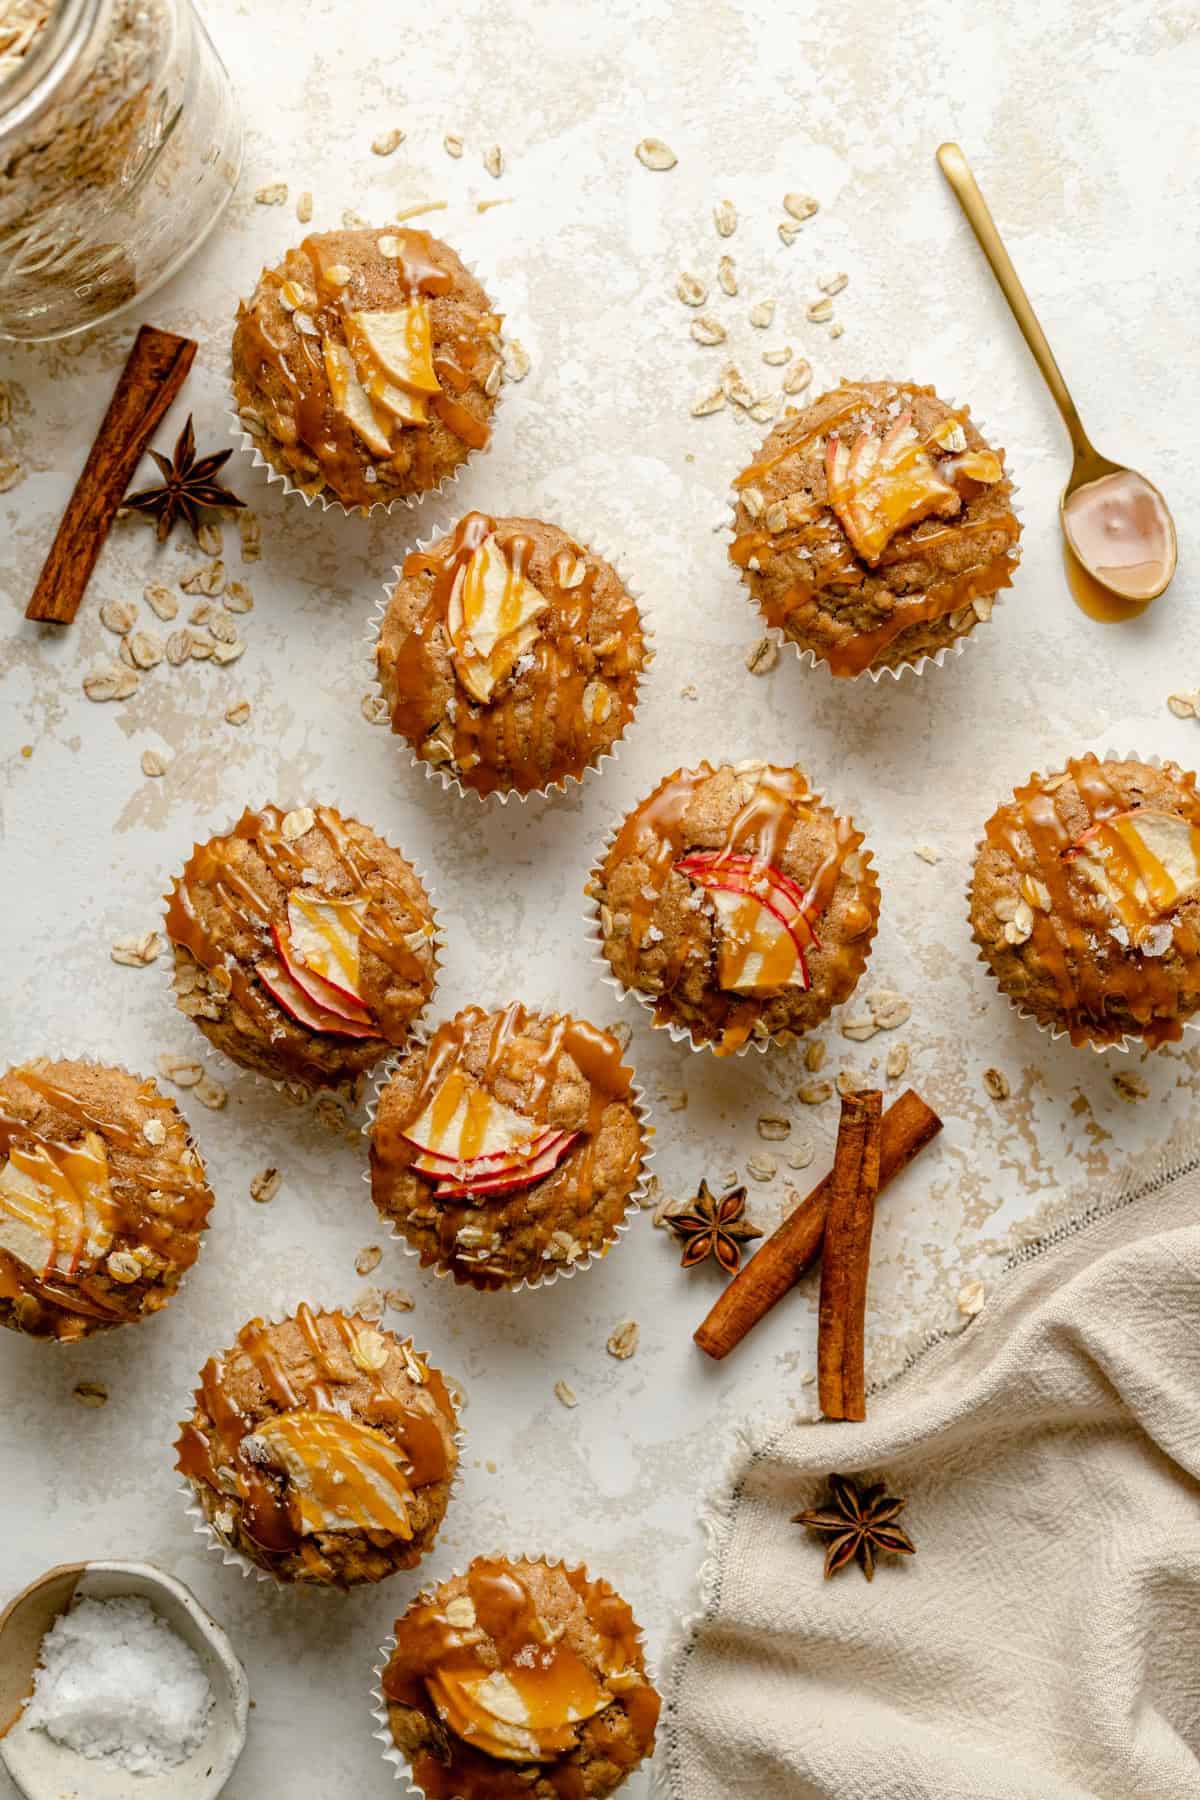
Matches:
[1,0,1197,1794]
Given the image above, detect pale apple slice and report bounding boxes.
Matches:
[432,1131,578,1200]
[57,1131,116,1261]
[410,1125,562,1179]
[446,534,550,705]
[272,927,374,1027]
[322,336,394,457]
[826,411,959,564]
[1065,807,1200,930]
[283,897,370,1006]
[252,1410,415,1538]
[346,305,441,395]
[427,1650,610,1763]
[365,375,428,427]
[707,888,811,993]
[0,1154,59,1278]
[257,957,380,1040]
[676,852,820,953]
[400,1068,542,1165]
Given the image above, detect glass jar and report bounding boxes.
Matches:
[0,0,241,340]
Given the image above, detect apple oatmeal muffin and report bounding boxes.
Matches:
[165,804,438,1091]
[377,512,648,799]
[0,1059,213,1342]
[970,754,1200,1048]
[378,1555,660,1799]
[232,227,503,509]
[730,379,1021,676]
[370,1005,646,1291]
[590,760,880,1055]
[177,1304,459,1587]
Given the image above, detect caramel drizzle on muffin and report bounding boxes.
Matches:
[176,1305,455,1555]
[388,512,643,797]
[165,805,430,1043]
[731,385,1021,675]
[982,756,1200,1047]
[0,1064,210,1324]
[383,1558,660,1797]
[600,763,869,1053]
[236,228,498,498]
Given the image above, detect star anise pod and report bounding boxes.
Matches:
[123,414,245,544]
[666,1179,762,1274]
[792,1472,916,1581]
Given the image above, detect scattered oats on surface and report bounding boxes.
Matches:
[762,346,792,366]
[690,315,726,346]
[745,635,779,675]
[635,136,676,170]
[187,632,214,660]
[982,1067,1010,1102]
[610,1018,634,1053]
[676,272,707,307]
[721,364,753,407]
[782,358,813,395]
[606,1319,639,1360]
[819,271,848,295]
[798,1079,832,1106]
[1168,693,1197,719]
[196,521,223,556]
[371,127,405,155]
[554,1379,578,1409]
[83,664,138,702]
[757,1114,790,1141]
[783,191,819,221]
[224,580,253,613]
[356,1286,385,1322]
[72,1381,108,1408]
[836,1069,867,1097]
[356,1245,383,1277]
[691,387,725,417]
[840,1015,878,1042]
[165,630,191,665]
[255,182,288,205]
[746,1152,777,1181]
[0,456,22,491]
[482,143,503,178]
[867,991,911,1031]
[913,843,941,864]
[342,208,368,228]
[99,598,136,635]
[500,337,530,381]
[658,1087,688,1112]
[829,322,844,340]
[957,1279,986,1317]
[361,692,390,725]
[195,1076,228,1111]
[1112,1070,1150,1101]
[281,806,315,841]
[238,511,261,560]
[777,221,801,247]
[806,298,834,323]
[801,1369,816,1387]
[296,190,313,223]
[158,1054,203,1088]
[717,255,737,296]
[886,1041,910,1080]
[111,930,160,967]
[210,612,238,645]
[679,682,699,699]
[713,198,737,238]
[787,1139,815,1170]
[143,583,178,621]
[249,1166,281,1204]
[313,1094,346,1134]
[126,629,163,669]
[805,1040,827,1073]
[141,1117,166,1147]
[385,1287,414,1313]
[224,700,251,726]
[212,639,245,666]
[443,132,464,157]
[749,300,775,329]
[140,749,167,778]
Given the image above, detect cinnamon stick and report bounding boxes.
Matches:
[817,1089,882,1421]
[694,1089,942,1362]
[25,324,197,624]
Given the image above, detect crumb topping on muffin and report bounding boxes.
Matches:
[382,1556,660,1799]
[971,754,1200,1047]
[165,804,438,1088]
[177,1305,458,1586]
[591,761,879,1054]
[377,512,646,798]
[0,1059,213,1340]
[730,380,1021,675]
[371,1005,645,1289]
[233,228,502,509]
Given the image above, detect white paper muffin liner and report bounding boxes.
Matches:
[369,1553,659,1792]
[0,1053,215,1348]
[583,764,882,1057]
[361,1016,656,1292]
[159,799,444,1115]
[367,520,655,806]
[725,396,1024,683]
[968,747,1200,1055]
[227,245,506,517]
[179,1301,467,1588]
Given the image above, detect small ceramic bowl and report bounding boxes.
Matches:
[0,1559,249,1800]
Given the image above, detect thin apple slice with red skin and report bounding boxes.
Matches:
[1063,807,1200,921]
[271,925,374,1027]
[676,850,814,921]
[257,958,381,1040]
[433,1131,578,1200]
[826,411,959,565]
[286,895,368,1007]
[410,1126,561,1180]
[676,852,821,955]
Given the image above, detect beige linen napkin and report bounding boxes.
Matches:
[658,1136,1200,1799]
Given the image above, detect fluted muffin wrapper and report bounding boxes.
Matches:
[0,1053,215,1348]
[369,1553,658,1791]
[366,522,655,806]
[159,799,444,1115]
[583,776,881,1057]
[179,1302,467,1589]
[725,405,1023,683]
[968,747,1200,1055]
[361,1023,656,1291]
[227,254,505,518]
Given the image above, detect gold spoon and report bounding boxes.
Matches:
[936,141,1177,622]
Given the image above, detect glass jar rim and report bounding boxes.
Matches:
[0,0,113,147]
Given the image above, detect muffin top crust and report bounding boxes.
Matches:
[371,1005,645,1290]
[382,1556,660,1799]
[971,754,1200,1047]
[165,804,438,1087]
[232,227,502,509]
[377,512,647,798]
[0,1059,213,1340]
[177,1305,459,1586]
[591,761,879,1054]
[730,380,1021,675]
